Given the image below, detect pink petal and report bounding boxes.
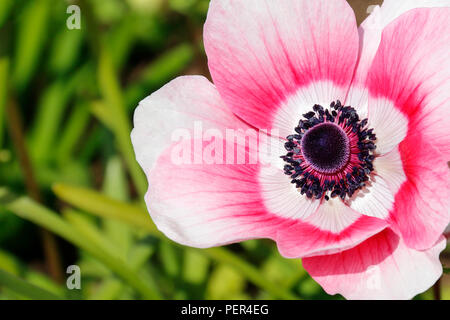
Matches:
[132,75,356,251]
[347,0,450,113]
[204,0,359,134]
[388,134,450,250]
[366,8,450,159]
[147,132,383,253]
[276,199,387,258]
[147,138,295,248]
[131,76,247,173]
[132,76,302,247]
[303,229,446,300]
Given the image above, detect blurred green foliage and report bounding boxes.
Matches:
[0,0,447,300]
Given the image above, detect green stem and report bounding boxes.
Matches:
[6,94,63,284]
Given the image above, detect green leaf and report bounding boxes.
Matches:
[90,101,113,130]
[159,240,181,277]
[29,81,72,162]
[102,157,132,257]
[0,0,14,28]
[24,271,66,298]
[0,249,64,298]
[169,0,197,14]
[204,247,298,300]
[124,43,194,108]
[261,253,304,289]
[207,264,248,300]
[54,101,91,164]
[88,278,123,300]
[182,249,210,285]
[107,14,139,70]
[0,249,22,276]
[29,65,90,163]
[103,156,129,201]
[48,28,84,75]
[0,268,63,300]
[12,0,50,91]
[52,183,152,231]
[97,43,147,197]
[63,209,122,260]
[134,43,194,88]
[2,194,161,299]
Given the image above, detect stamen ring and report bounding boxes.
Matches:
[281,101,377,201]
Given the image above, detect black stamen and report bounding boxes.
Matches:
[281,101,377,201]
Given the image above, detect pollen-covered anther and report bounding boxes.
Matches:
[281,101,377,201]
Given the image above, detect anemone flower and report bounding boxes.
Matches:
[131,0,450,299]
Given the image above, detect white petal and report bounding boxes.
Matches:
[347,175,394,220]
[259,136,320,220]
[304,229,446,300]
[373,147,407,195]
[305,198,360,234]
[367,97,408,155]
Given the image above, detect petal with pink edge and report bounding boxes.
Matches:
[131,76,248,173]
[276,198,387,258]
[388,134,450,250]
[366,8,450,159]
[347,0,450,113]
[303,229,446,300]
[204,0,359,133]
[132,76,348,250]
[261,144,388,258]
[132,76,303,247]
[146,138,296,248]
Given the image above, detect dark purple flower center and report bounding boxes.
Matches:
[301,123,350,173]
[281,101,377,201]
